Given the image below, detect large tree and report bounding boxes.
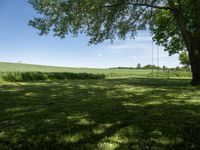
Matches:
[29,0,200,85]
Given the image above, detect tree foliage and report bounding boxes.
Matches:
[151,9,186,55]
[29,0,166,44]
[28,0,200,53]
[137,63,141,69]
[179,51,190,67]
[151,0,197,55]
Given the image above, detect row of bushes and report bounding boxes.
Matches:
[1,72,105,82]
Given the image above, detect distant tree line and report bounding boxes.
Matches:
[110,63,190,71]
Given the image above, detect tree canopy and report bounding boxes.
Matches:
[29,0,168,44]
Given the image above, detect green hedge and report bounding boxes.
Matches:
[1,72,105,82]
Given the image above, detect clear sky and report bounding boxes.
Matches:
[0,0,180,68]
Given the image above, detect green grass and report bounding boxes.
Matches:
[1,77,200,149]
[0,62,198,149]
[0,62,192,79]
[0,62,154,78]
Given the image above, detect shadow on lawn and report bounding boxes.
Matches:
[0,78,200,149]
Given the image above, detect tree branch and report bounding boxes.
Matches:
[177,0,182,10]
[167,0,192,50]
[103,2,174,11]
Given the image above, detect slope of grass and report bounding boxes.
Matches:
[0,62,192,80]
[0,62,77,72]
[0,62,153,78]
[0,78,200,149]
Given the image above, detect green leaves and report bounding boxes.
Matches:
[29,0,198,56]
[179,51,190,67]
[29,0,161,43]
[151,9,186,55]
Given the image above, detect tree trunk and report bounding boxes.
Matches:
[188,42,200,85]
[167,0,200,85]
[190,55,200,85]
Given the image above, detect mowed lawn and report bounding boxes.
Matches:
[1,77,200,149]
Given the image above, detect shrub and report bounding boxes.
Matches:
[2,72,105,82]
[2,72,47,82]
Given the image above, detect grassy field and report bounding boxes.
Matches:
[1,62,200,149]
[0,62,191,79]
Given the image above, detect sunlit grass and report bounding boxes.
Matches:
[0,77,200,149]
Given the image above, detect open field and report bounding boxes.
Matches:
[0,62,150,74]
[0,62,192,79]
[1,62,199,149]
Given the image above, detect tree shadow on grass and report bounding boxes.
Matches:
[0,78,200,149]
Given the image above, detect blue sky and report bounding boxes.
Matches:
[0,0,180,68]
